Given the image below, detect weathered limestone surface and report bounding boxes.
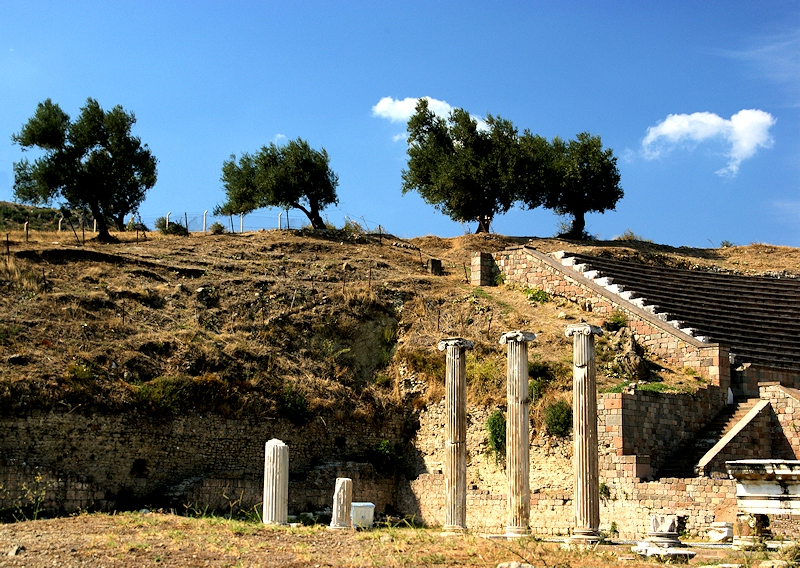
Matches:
[567,323,602,545]
[329,477,353,529]
[263,439,289,525]
[438,337,473,531]
[500,330,537,537]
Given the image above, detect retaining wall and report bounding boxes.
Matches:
[0,411,406,516]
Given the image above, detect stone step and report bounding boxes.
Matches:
[559,253,800,370]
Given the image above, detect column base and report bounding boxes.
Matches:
[328,523,353,530]
[441,525,468,536]
[504,526,530,539]
[565,529,601,548]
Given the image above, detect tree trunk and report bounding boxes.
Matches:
[88,204,114,242]
[112,214,125,231]
[294,203,326,230]
[475,215,492,233]
[568,211,586,239]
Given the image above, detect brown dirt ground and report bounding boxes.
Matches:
[0,511,781,567]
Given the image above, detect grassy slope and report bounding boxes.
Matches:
[1,226,798,426]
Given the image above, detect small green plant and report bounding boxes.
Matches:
[604,309,627,332]
[208,222,226,235]
[523,287,549,304]
[599,482,611,501]
[636,382,678,393]
[609,521,618,536]
[682,366,699,377]
[371,439,403,474]
[720,240,735,248]
[486,409,506,463]
[528,379,545,403]
[544,400,572,437]
[493,272,505,286]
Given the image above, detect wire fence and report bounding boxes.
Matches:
[0,204,394,238]
[135,210,391,235]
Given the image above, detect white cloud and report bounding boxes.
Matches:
[372,96,489,140]
[642,109,776,176]
[273,133,287,144]
[372,96,454,123]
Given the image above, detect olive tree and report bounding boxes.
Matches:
[12,98,157,241]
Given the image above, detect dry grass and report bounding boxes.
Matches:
[0,510,765,567]
[1,228,798,420]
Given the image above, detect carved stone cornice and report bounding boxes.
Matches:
[499,330,537,345]
[565,323,603,337]
[437,338,475,351]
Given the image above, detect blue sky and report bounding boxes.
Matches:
[1,1,798,246]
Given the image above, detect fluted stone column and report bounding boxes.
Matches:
[438,337,474,532]
[500,330,537,538]
[566,323,603,545]
[329,477,353,530]
[263,438,289,525]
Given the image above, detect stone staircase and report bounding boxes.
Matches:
[558,252,800,372]
[656,397,760,478]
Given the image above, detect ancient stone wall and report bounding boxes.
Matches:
[0,411,406,516]
[741,366,800,397]
[598,388,727,476]
[399,399,741,538]
[761,383,800,459]
[400,470,737,538]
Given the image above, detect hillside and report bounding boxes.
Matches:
[1,225,798,426]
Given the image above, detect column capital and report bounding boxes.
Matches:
[437,338,474,351]
[499,330,537,345]
[565,323,604,338]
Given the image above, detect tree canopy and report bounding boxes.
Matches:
[402,100,623,237]
[403,99,550,233]
[543,133,623,239]
[216,138,338,230]
[12,98,157,241]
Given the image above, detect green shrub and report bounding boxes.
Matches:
[156,217,189,236]
[604,310,627,332]
[208,222,226,235]
[486,409,506,463]
[720,240,735,248]
[544,400,572,437]
[279,383,311,425]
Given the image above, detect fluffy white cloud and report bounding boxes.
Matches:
[372,96,488,138]
[273,133,287,144]
[642,109,776,176]
[372,96,454,123]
